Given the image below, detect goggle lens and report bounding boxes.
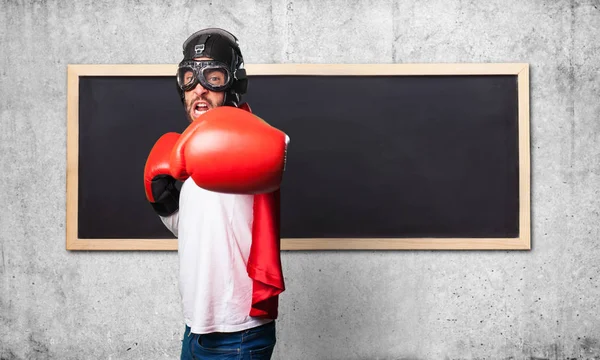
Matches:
[202,68,228,87]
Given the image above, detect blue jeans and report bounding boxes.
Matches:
[180,321,276,360]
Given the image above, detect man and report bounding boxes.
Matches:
[143,28,289,359]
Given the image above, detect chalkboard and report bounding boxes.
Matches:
[66,64,530,250]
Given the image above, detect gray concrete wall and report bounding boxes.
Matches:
[1,0,599,359]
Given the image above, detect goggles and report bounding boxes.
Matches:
[176,60,233,93]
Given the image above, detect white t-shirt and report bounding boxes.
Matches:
[160,178,272,334]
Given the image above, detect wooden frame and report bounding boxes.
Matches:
[66,63,530,251]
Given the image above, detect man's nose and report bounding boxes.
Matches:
[192,82,208,95]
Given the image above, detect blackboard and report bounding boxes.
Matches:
[66,64,530,250]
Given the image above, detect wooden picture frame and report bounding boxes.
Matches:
[66,63,530,251]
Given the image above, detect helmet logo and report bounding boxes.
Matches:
[194,44,205,57]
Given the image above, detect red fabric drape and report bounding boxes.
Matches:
[248,190,285,318]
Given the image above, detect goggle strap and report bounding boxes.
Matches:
[234,68,246,81]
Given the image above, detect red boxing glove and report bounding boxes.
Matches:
[144,132,182,216]
[170,106,287,194]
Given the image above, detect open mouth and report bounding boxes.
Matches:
[192,101,210,118]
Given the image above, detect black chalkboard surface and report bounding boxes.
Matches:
[66,64,530,250]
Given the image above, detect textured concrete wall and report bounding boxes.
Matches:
[1,0,599,359]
